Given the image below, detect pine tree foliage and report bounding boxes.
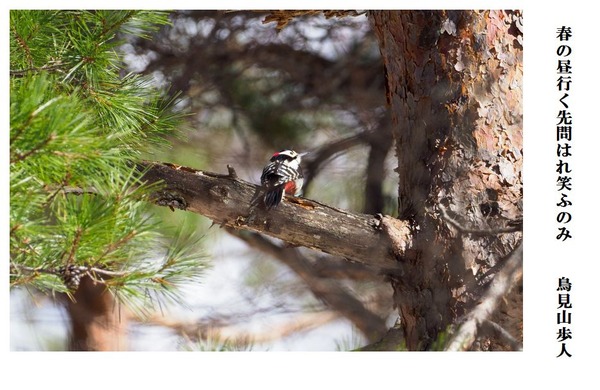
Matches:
[10,10,206,309]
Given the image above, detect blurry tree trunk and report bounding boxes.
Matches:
[368,10,523,350]
[64,277,128,351]
[363,121,392,214]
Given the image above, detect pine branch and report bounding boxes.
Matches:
[10,133,55,163]
[10,263,129,283]
[99,10,138,39]
[92,230,138,266]
[10,24,33,67]
[65,228,83,265]
[10,63,67,78]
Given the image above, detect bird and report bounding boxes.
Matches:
[260,149,307,209]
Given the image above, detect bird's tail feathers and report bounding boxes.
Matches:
[264,186,285,210]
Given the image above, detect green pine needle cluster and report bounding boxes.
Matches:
[10,10,206,310]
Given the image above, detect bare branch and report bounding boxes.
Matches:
[438,205,522,235]
[479,319,522,351]
[309,255,382,281]
[262,10,366,31]
[139,161,407,270]
[445,242,523,351]
[229,229,388,341]
[302,132,367,193]
[148,310,341,345]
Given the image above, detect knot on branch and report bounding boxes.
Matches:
[375,214,411,260]
[226,164,238,179]
[151,190,188,211]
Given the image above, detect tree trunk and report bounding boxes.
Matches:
[369,10,523,350]
[64,277,128,351]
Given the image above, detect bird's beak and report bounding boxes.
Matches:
[299,152,310,157]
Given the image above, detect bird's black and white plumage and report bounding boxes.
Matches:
[260,149,305,210]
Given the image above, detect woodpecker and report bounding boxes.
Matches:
[260,149,306,209]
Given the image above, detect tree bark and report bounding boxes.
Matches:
[369,10,523,350]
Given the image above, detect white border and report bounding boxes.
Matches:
[3,2,598,388]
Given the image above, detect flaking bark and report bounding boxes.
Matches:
[369,10,523,350]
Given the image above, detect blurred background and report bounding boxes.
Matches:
[11,10,400,351]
